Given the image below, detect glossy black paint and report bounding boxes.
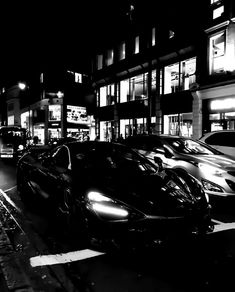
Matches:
[17,141,213,250]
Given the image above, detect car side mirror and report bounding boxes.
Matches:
[154,156,163,172]
[153,147,165,154]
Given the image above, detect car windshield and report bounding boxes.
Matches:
[163,137,221,155]
[74,143,158,174]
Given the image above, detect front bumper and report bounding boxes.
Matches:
[86,209,213,250]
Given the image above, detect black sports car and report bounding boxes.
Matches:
[17,141,213,250]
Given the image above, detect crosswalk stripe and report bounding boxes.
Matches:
[30,249,105,267]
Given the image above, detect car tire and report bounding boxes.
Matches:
[17,167,29,203]
[57,189,89,244]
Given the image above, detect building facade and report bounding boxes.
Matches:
[2,69,95,144]
[91,0,235,141]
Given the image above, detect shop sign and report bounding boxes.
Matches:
[67,105,89,124]
[210,98,235,111]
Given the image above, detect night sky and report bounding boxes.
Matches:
[0,0,206,85]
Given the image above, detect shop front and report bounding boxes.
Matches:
[161,91,193,137]
[66,105,90,140]
[203,97,235,132]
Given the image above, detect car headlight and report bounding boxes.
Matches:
[198,163,225,176]
[86,191,129,220]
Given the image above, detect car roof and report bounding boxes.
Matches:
[200,130,235,138]
[127,134,192,139]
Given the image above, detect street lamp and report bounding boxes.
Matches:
[18,82,26,90]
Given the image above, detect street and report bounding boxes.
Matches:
[1,159,235,291]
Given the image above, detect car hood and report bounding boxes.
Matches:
[186,154,235,171]
[81,169,208,217]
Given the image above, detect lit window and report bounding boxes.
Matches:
[49,105,61,121]
[164,57,196,93]
[211,0,220,4]
[213,5,224,19]
[118,42,126,60]
[40,73,44,83]
[100,87,107,107]
[134,36,139,54]
[8,115,14,125]
[75,73,82,83]
[164,63,180,94]
[106,49,114,66]
[152,27,156,46]
[97,54,103,70]
[120,79,129,103]
[209,32,225,74]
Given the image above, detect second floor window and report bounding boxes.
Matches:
[118,42,126,60]
[120,74,148,103]
[213,5,224,19]
[134,36,139,54]
[209,32,225,74]
[97,54,103,70]
[164,57,196,94]
[106,49,114,66]
[99,84,115,107]
[152,27,156,46]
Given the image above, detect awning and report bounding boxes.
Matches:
[161,91,193,115]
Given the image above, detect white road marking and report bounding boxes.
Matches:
[30,249,105,267]
[212,219,224,225]
[213,222,235,233]
[0,188,21,213]
[4,185,17,193]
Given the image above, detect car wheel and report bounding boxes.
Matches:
[58,189,89,243]
[17,168,29,203]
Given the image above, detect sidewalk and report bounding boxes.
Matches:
[0,219,34,291]
[0,195,80,292]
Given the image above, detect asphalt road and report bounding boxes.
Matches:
[1,159,235,291]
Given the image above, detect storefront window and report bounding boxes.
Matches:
[210,112,235,131]
[163,113,192,137]
[100,121,114,141]
[209,32,225,74]
[49,105,61,121]
[120,118,147,138]
[33,124,44,144]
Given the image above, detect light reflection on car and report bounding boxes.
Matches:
[17,141,213,251]
[125,134,235,198]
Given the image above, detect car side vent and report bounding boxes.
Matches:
[227,171,235,177]
[226,179,235,192]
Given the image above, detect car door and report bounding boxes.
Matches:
[29,146,72,205]
[45,145,73,207]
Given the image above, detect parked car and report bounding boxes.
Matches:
[47,137,78,148]
[17,141,212,250]
[199,130,235,158]
[124,134,235,198]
